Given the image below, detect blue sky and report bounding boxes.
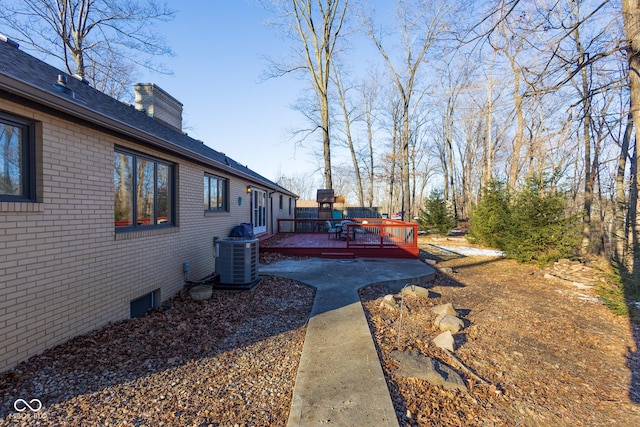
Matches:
[137,1,319,183]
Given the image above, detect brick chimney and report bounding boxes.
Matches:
[134,83,183,132]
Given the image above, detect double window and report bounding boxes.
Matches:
[114,148,174,229]
[204,174,228,212]
[0,113,35,202]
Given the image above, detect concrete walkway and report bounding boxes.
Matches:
[259,258,435,427]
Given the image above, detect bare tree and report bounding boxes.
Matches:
[277,173,317,200]
[0,0,174,99]
[361,72,380,208]
[489,14,530,190]
[265,0,349,189]
[363,0,451,220]
[332,63,365,205]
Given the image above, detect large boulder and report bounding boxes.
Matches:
[433,330,455,352]
[435,313,464,333]
[379,294,398,310]
[390,350,467,392]
[431,303,457,316]
[401,285,431,299]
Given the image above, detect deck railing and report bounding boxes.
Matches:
[276,218,418,252]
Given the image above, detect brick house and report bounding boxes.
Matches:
[0,35,297,371]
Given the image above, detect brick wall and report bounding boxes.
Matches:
[0,98,281,371]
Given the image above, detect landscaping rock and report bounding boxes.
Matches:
[424,259,437,266]
[189,284,213,301]
[433,330,455,352]
[379,294,398,310]
[435,313,464,333]
[543,259,608,289]
[431,303,457,316]
[439,267,454,274]
[401,285,431,299]
[390,350,467,392]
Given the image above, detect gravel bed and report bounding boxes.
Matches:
[0,275,315,426]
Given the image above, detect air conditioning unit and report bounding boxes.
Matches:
[215,237,259,288]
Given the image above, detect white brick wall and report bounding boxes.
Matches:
[0,98,289,371]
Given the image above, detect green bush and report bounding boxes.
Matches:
[505,176,581,264]
[417,189,457,235]
[467,180,511,249]
[468,175,581,265]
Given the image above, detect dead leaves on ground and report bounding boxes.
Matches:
[0,276,315,426]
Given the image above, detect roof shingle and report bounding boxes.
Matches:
[0,36,296,197]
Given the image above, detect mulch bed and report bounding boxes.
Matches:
[0,275,315,426]
[359,236,640,426]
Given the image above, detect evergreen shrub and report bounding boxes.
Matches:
[467,180,510,249]
[417,189,457,235]
[468,175,581,265]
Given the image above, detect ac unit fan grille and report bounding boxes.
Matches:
[215,238,259,285]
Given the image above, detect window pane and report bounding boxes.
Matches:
[157,163,169,224]
[204,175,227,212]
[137,160,155,226]
[217,178,226,210]
[114,152,133,227]
[211,178,218,209]
[0,123,22,196]
[203,176,210,210]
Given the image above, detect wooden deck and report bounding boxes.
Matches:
[260,232,419,259]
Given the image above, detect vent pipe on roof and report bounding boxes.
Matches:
[53,73,75,97]
[57,74,68,87]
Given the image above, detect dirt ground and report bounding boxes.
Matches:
[360,235,640,426]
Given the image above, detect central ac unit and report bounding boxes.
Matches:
[215,237,259,287]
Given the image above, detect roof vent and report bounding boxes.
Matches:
[0,34,19,48]
[53,74,75,97]
[57,74,68,87]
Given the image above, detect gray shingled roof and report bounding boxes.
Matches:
[0,36,296,197]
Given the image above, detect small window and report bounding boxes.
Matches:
[279,194,283,210]
[114,148,174,229]
[130,290,159,318]
[204,174,228,212]
[0,113,35,202]
[289,197,292,215]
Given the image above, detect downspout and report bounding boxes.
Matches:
[269,190,276,234]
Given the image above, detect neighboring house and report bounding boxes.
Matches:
[0,35,297,372]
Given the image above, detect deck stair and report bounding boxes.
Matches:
[321,252,356,259]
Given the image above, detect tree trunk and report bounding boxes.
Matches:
[615,114,632,262]
[333,69,364,205]
[290,0,349,190]
[622,0,640,288]
[508,68,524,190]
[367,107,375,208]
[484,71,495,187]
[321,98,332,189]
[572,21,595,254]
[389,109,399,216]
[629,135,639,278]
[402,101,411,220]
[363,79,377,208]
[623,0,640,284]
